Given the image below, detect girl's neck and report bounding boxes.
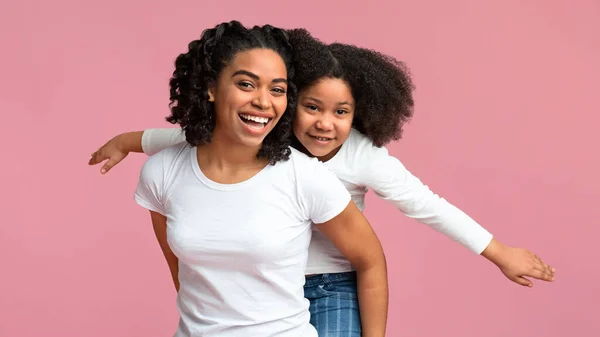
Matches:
[317,146,342,162]
[291,136,341,163]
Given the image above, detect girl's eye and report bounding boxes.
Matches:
[336,109,348,115]
[306,105,318,111]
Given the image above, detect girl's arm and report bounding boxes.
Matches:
[315,202,388,337]
[357,139,555,286]
[89,128,185,174]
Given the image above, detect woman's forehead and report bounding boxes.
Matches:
[223,48,288,81]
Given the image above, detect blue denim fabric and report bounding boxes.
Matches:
[304,272,361,336]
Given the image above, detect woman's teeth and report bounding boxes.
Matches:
[240,114,269,124]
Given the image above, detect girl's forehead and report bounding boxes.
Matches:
[299,78,354,101]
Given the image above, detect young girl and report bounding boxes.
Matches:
[90,29,554,336]
[113,21,389,337]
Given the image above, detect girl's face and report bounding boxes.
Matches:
[209,48,289,149]
[293,77,355,161]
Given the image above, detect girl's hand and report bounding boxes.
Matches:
[482,238,556,287]
[88,134,129,174]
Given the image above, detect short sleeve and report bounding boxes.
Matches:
[142,128,187,156]
[297,156,351,224]
[133,152,167,215]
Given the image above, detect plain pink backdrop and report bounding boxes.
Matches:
[1,0,598,336]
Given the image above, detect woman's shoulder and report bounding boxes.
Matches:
[142,142,192,174]
[270,147,333,180]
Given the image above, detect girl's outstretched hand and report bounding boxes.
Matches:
[482,238,555,287]
[88,133,132,174]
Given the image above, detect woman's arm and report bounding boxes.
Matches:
[89,128,185,174]
[299,153,388,337]
[149,211,179,291]
[315,201,388,337]
[133,149,179,291]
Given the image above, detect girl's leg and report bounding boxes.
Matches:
[304,272,361,337]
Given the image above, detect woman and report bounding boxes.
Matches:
[91,29,554,336]
[111,21,388,337]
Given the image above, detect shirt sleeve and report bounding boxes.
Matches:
[142,128,187,156]
[133,151,167,215]
[357,141,493,255]
[298,156,352,224]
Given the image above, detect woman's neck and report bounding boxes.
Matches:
[197,135,269,184]
[201,142,263,168]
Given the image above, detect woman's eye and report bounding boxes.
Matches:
[238,82,254,89]
[272,88,286,94]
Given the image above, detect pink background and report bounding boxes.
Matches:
[1,0,598,336]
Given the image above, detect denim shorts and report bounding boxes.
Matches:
[304,271,361,336]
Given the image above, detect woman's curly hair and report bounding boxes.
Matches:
[166,21,297,164]
[287,29,415,147]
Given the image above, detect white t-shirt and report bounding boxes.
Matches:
[141,128,493,275]
[134,142,351,337]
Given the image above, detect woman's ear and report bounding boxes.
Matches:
[208,86,215,102]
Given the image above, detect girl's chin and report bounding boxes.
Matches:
[305,147,332,158]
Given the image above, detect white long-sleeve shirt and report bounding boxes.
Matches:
[141,128,493,274]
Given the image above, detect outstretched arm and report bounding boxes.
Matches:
[89,128,185,174]
[359,140,555,286]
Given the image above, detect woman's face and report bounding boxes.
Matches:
[209,48,289,149]
[293,77,355,161]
